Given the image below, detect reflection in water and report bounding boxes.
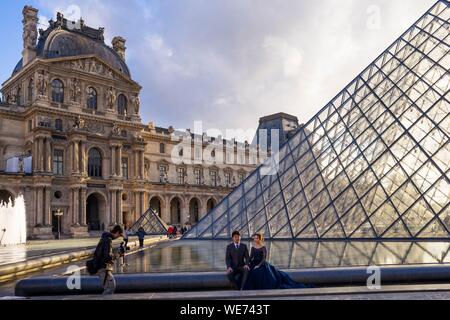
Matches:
[108,240,450,274]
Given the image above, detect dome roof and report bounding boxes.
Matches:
[12,17,130,77]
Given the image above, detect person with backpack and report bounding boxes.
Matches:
[87,225,123,295]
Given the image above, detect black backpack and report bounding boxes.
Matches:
[86,259,98,275]
[86,237,105,275]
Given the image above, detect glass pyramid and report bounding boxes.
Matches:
[184,1,450,240]
[130,208,169,235]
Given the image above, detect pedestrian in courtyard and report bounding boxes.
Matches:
[137,226,146,248]
[173,226,178,238]
[93,224,123,295]
[168,226,172,238]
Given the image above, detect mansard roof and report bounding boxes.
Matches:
[13,14,130,78]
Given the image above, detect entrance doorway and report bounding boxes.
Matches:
[86,193,106,231]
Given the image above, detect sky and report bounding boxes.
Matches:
[0,0,437,142]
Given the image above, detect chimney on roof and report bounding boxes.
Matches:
[22,6,39,66]
[112,36,126,60]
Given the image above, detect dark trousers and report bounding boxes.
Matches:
[227,267,249,290]
[124,238,128,248]
[139,238,144,247]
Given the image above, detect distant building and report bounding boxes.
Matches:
[253,113,301,150]
[0,7,296,239]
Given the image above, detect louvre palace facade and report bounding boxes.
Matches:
[0,7,293,239]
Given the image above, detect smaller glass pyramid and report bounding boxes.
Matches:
[130,208,169,235]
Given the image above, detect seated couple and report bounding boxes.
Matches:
[225,231,312,290]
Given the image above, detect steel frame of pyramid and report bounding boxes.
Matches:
[184,1,450,240]
[130,208,169,235]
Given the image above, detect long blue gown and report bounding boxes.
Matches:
[243,246,312,290]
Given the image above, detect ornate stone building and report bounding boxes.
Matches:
[0,7,267,239]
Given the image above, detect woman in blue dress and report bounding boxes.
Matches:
[243,233,312,290]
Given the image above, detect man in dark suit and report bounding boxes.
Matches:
[226,230,250,290]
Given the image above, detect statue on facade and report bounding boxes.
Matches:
[73,115,86,130]
[70,78,81,102]
[132,94,140,114]
[111,122,121,136]
[37,71,49,97]
[18,157,24,173]
[106,86,116,109]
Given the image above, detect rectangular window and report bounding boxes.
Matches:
[159,143,165,154]
[177,167,185,184]
[225,172,231,186]
[121,158,129,180]
[28,120,32,132]
[53,150,64,175]
[238,172,245,183]
[210,170,217,187]
[159,165,167,182]
[194,168,201,185]
[195,148,201,160]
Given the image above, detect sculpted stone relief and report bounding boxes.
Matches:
[111,122,121,136]
[55,58,115,79]
[71,115,104,134]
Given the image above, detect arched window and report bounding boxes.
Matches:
[28,79,33,103]
[118,94,127,115]
[51,79,64,103]
[55,119,63,131]
[86,87,97,109]
[88,148,102,178]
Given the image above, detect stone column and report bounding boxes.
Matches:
[140,192,145,216]
[35,187,43,225]
[80,187,87,226]
[181,199,189,225]
[162,197,170,224]
[134,192,140,219]
[140,151,145,179]
[110,146,116,177]
[72,187,79,225]
[134,150,139,179]
[73,140,79,173]
[45,138,52,173]
[110,190,117,224]
[200,199,208,220]
[116,190,123,225]
[80,141,87,175]
[44,187,51,225]
[116,146,122,177]
[0,145,4,171]
[38,137,44,172]
[32,139,37,172]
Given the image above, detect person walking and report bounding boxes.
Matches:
[137,226,146,248]
[93,225,123,295]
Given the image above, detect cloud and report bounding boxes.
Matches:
[34,0,435,141]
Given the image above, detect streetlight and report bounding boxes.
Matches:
[54,209,63,239]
